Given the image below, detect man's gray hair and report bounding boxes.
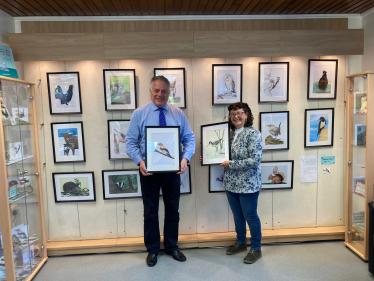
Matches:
[150,75,170,87]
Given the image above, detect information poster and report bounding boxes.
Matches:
[0,42,18,78]
[300,155,318,183]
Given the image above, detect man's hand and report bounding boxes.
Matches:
[177,158,188,174]
[220,160,229,168]
[139,160,153,176]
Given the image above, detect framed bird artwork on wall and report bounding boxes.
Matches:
[259,62,289,103]
[307,59,338,99]
[154,68,186,109]
[201,122,231,165]
[304,108,334,148]
[212,64,242,105]
[47,72,82,114]
[209,165,225,193]
[260,161,294,190]
[160,165,192,196]
[259,111,289,151]
[103,69,137,111]
[108,120,131,160]
[102,169,142,199]
[145,126,181,173]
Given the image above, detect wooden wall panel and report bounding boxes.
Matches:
[9,33,105,61]
[103,32,194,59]
[10,29,363,61]
[20,18,348,34]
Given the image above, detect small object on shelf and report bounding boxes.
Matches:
[359,100,367,114]
[7,141,23,162]
[1,96,16,126]
[354,124,366,147]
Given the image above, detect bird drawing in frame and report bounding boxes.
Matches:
[113,129,126,143]
[224,75,236,95]
[113,133,120,155]
[54,85,74,106]
[207,139,223,152]
[318,70,328,91]
[15,109,25,120]
[317,117,326,137]
[266,123,281,140]
[155,143,174,159]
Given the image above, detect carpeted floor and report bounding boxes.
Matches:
[34,241,373,281]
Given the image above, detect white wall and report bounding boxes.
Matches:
[0,9,14,44]
[22,55,347,242]
[362,9,374,72]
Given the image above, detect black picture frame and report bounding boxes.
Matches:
[52,172,95,203]
[102,169,142,200]
[304,108,335,148]
[259,111,289,151]
[51,121,86,163]
[307,59,338,100]
[107,119,131,160]
[154,68,187,109]
[258,62,289,103]
[47,72,82,115]
[260,160,294,190]
[212,64,243,105]
[201,121,231,166]
[160,165,192,196]
[145,126,181,173]
[209,165,225,193]
[103,69,137,111]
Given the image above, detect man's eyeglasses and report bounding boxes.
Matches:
[229,112,245,118]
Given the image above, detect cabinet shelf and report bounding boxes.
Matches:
[6,155,33,166]
[8,191,31,205]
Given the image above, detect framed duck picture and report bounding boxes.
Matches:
[307,59,338,99]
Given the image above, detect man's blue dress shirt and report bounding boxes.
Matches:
[126,102,195,166]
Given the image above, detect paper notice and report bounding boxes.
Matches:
[300,156,318,183]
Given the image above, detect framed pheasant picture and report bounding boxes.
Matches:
[259,111,289,151]
[304,108,334,148]
[260,161,294,190]
[47,72,82,114]
[259,62,289,103]
[212,64,242,105]
[51,122,86,163]
[201,121,230,165]
[52,172,95,203]
[154,68,186,108]
[102,169,142,199]
[145,126,181,173]
[108,120,131,160]
[307,59,338,99]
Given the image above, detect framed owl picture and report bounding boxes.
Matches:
[212,64,242,105]
[154,68,186,108]
[259,62,289,103]
[307,59,338,99]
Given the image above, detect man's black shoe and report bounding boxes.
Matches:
[165,250,186,262]
[146,253,157,267]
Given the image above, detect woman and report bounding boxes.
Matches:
[220,102,262,264]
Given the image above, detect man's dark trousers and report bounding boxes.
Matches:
[140,172,181,254]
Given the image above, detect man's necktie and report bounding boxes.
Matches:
[158,108,166,126]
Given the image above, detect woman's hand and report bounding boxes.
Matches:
[199,156,202,162]
[220,160,229,168]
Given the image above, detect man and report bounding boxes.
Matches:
[126,76,195,267]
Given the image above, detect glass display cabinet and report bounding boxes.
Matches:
[0,76,47,280]
[345,71,374,261]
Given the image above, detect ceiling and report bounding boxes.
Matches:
[0,0,373,17]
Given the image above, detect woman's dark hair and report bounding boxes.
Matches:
[228,102,254,130]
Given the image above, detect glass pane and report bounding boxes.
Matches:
[1,80,43,280]
[349,75,367,253]
[0,216,6,280]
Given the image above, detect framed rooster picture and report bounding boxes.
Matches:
[103,69,137,111]
[212,64,242,105]
[259,111,289,151]
[259,62,289,103]
[201,122,230,166]
[260,161,294,190]
[102,169,142,199]
[108,120,131,160]
[304,108,334,148]
[51,122,86,163]
[307,59,338,99]
[154,68,186,108]
[47,72,82,114]
[145,126,181,173]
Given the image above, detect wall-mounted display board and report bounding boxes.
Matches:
[0,76,48,281]
[345,71,374,261]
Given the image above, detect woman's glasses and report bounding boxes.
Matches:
[229,112,245,118]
